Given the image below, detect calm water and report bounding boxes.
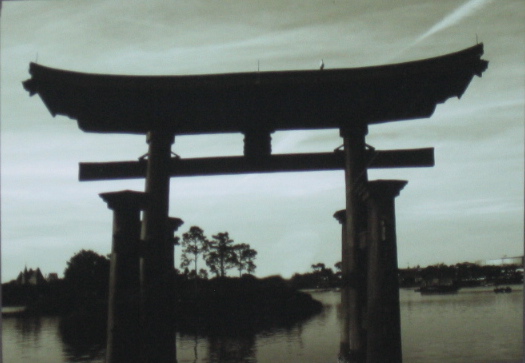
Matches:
[2,286,523,362]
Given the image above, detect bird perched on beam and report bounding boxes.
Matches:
[320,59,325,70]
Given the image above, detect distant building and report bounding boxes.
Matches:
[478,256,524,266]
[15,267,46,285]
[47,273,59,282]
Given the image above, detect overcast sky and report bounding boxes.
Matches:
[1,0,523,282]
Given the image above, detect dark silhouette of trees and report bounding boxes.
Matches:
[206,232,237,278]
[178,227,258,279]
[311,263,335,288]
[62,250,110,315]
[289,262,338,289]
[397,262,524,287]
[64,249,110,298]
[198,268,209,280]
[180,226,209,278]
[291,260,524,290]
[311,263,326,273]
[175,275,323,336]
[233,243,257,277]
[334,261,342,282]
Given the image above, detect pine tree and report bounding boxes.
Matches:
[206,232,237,278]
[233,243,257,277]
[180,226,209,278]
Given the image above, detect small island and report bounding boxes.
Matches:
[2,247,324,343]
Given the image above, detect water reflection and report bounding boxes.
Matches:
[2,287,522,362]
[14,316,42,339]
[58,312,106,362]
[207,334,256,363]
[178,309,316,363]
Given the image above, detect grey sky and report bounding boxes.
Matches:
[1,0,523,281]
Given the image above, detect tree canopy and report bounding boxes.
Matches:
[180,226,209,277]
[176,226,258,278]
[63,249,110,310]
[233,243,257,277]
[206,232,237,278]
[64,250,109,292]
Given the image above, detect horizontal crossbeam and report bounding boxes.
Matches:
[79,148,434,181]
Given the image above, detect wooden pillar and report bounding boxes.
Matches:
[100,190,146,363]
[334,209,350,362]
[140,131,176,363]
[363,180,406,363]
[243,129,273,159]
[339,125,369,363]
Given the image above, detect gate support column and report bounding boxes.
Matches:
[362,180,406,363]
[334,209,350,362]
[100,190,146,363]
[339,125,369,363]
[140,131,176,363]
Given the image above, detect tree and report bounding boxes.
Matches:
[180,226,209,278]
[311,263,326,273]
[206,232,237,278]
[233,243,257,277]
[334,261,342,281]
[63,250,110,302]
[311,262,335,288]
[198,268,209,280]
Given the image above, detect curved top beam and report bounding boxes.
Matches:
[23,44,487,135]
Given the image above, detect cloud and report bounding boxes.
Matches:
[384,0,495,62]
[414,0,493,44]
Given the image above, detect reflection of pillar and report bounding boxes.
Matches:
[340,125,369,363]
[140,131,176,363]
[207,334,257,362]
[363,180,406,363]
[100,190,146,363]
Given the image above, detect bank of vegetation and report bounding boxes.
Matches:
[286,261,523,290]
[175,275,322,335]
[2,226,323,337]
[397,262,523,288]
[3,225,522,331]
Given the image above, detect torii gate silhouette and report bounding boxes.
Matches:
[23,43,487,363]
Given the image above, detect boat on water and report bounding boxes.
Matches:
[494,286,512,293]
[415,278,460,295]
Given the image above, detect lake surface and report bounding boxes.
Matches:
[2,286,523,362]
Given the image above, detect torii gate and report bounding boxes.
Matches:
[23,44,487,363]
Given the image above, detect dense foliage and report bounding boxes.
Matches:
[63,249,110,299]
[289,261,523,290]
[180,226,208,275]
[179,226,258,278]
[4,246,522,321]
[398,262,523,287]
[174,275,323,335]
[2,250,110,315]
[232,243,257,277]
[289,262,341,290]
[206,232,237,278]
